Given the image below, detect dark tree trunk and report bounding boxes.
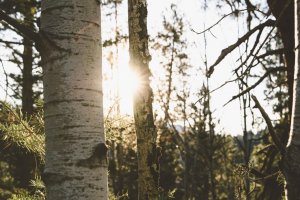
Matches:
[15,2,36,188]
[282,0,300,199]
[21,37,34,116]
[267,0,294,120]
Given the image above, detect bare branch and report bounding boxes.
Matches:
[191,9,248,35]
[224,67,286,106]
[207,19,275,77]
[0,38,23,45]
[0,9,40,45]
[210,77,239,93]
[256,48,284,60]
[251,95,285,156]
[234,29,263,73]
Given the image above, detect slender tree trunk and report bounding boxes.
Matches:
[41,1,107,199]
[14,2,36,188]
[242,97,250,200]
[283,1,300,199]
[22,37,34,116]
[164,40,175,122]
[207,86,216,200]
[128,0,158,199]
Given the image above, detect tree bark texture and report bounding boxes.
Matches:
[267,0,294,120]
[128,0,159,199]
[283,0,300,199]
[41,0,107,199]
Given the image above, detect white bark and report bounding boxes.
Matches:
[41,0,107,199]
[288,0,300,147]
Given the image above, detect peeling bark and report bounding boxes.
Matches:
[128,0,159,199]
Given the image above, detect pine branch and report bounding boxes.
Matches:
[0,102,45,161]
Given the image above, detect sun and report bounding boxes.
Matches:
[103,48,143,116]
[116,66,140,115]
[118,66,141,97]
[118,65,141,114]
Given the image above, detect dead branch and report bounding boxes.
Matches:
[234,29,263,73]
[0,9,41,46]
[191,9,248,35]
[251,95,285,156]
[224,67,285,106]
[0,38,23,45]
[207,19,275,77]
[256,48,284,60]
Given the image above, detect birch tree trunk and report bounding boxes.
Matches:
[284,0,300,199]
[128,0,159,199]
[40,1,107,199]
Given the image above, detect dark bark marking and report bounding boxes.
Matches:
[76,143,108,169]
[42,171,83,186]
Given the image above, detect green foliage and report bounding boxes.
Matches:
[0,102,45,161]
[8,193,44,200]
[105,114,138,199]
[158,188,176,200]
[108,191,128,200]
[29,176,44,192]
[0,101,45,199]
[4,176,45,200]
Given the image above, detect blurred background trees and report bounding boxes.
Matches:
[0,0,296,199]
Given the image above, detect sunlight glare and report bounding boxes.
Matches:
[118,65,142,115]
[118,66,141,96]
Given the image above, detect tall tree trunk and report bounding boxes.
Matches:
[21,37,34,116]
[128,0,159,199]
[267,0,294,118]
[283,0,300,199]
[14,2,36,189]
[40,0,107,199]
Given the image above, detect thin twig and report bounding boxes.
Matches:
[192,9,248,35]
[207,19,275,77]
[224,67,285,106]
[255,48,284,60]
